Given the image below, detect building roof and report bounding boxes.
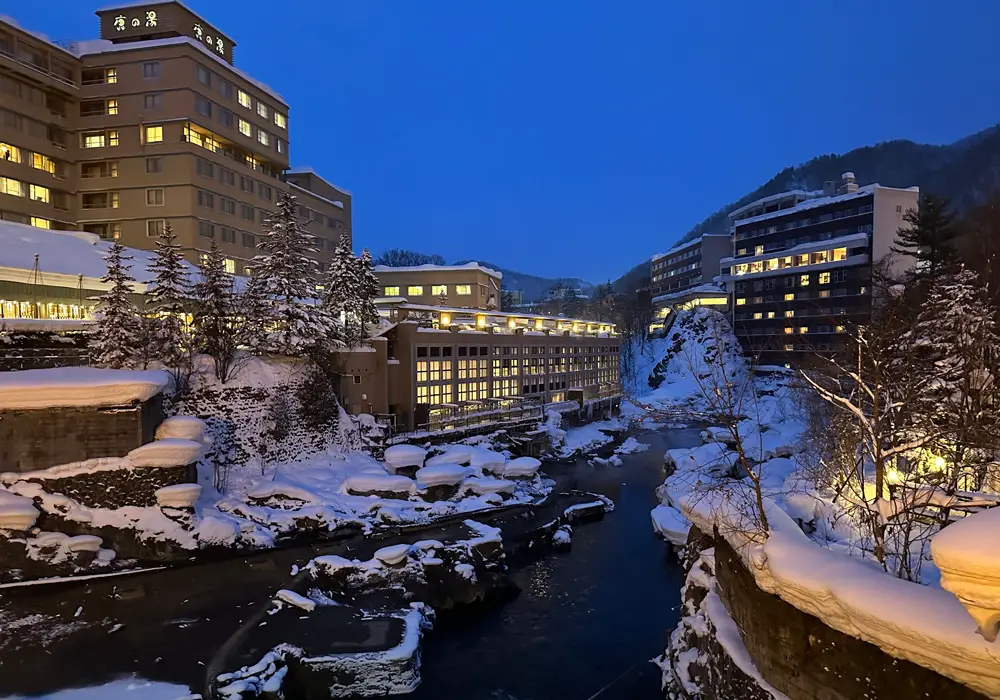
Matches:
[373,262,502,279]
[287,182,344,210]
[651,282,727,306]
[380,301,615,329]
[728,189,820,220]
[286,167,353,196]
[72,36,285,103]
[0,14,79,58]
[731,184,919,228]
[652,233,730,262]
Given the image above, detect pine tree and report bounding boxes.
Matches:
[146,223,190,372]
[323,238,359,320]
[193,241,239,381]
[891,193,961,283]
[254,192,333,355]
[90,241,141,368]
[350,248,382,345]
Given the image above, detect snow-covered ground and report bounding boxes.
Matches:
[0,678,198,700]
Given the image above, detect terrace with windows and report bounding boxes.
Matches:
[378,301,617,338]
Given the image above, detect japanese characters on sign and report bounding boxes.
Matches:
[111,9,226,57]
[192,23,225,55]
[113,10,157,32]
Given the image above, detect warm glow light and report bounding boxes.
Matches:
[887,467,903,485]
[508,318,517,328]
[535,319,543,330]
[440,313,451,326]
[934,455,946,470]
[476,315,486,328]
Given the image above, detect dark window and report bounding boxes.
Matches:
[443,347,453,357]
[215,78,233,99]
[218,108,233,127]
[458,347,468,357]
[353,375,362,384]
[144,93,162,110]
[196,158,214,178]
[240,176,254,192]
[198,221,215,238]
[142,61,161,79]
[146,157,162,173]
[417,347,428,358]
[430,347,441,357]
[258,183,272,200]
[146,188,164,205]
[242,232,256,247]
[221,227,236,243]
[146,219,165,237]
[196,95,212,117]
[221,197,235,215]
[195,64,211,85]
[219,168,235,186]
[241,204,254,220]
[198,190,214,208]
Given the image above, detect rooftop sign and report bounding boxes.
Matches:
[97,2,235,64]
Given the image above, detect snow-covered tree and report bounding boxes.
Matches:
[90,241,141,368]
[193,241,239,381]
[145,223,191,377]
[254,192,334,355]
[323,239,358,318]
[349,248,381,345]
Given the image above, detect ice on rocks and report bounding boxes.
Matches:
[127,438,204,468]
[383,444,427,472]
[154,484,201,509]
[502,456,541,478]
[415,463,471,488]
[0,489,40,530]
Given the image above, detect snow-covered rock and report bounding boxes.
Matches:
[502,456,541,478]
[127,438,203,468]
[374,544,412,565]
[425,445,474,467]
[341,473,416,496]
[616,437,650,455]
[275,589,316,612]
[651,504,690,546]
[154,484,202,509]
[0,489,40,530]
[463,477,516,495]
[467,447,507,473]
[416,463,471,488]
[0,367,172,410]
[155,415,207,444]
[383,444,427,473]
[932,507,1000,641]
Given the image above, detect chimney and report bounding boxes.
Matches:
[838,171,858,195]
[823,181,836,196]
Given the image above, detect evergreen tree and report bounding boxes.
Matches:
[145,223,191,372]
[323,238,359,319]
[349,248,382,345]
[90,241,141,368]
[193,241,239,381]
[891,193,961,283]
[254,192,333,355]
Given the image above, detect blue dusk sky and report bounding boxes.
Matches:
[14,1,1000,282]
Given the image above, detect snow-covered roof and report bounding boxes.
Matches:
[387,301,614,329]
[374,262,502,279]
[286,167,353,196]
[728,189,820,220]
[0,15,78,58]
[287,182,344,210]
[0,367,171,410]
[652,233,730,262]
[651,283,727,306]
[731,184,917,228]
[73,37,284,103]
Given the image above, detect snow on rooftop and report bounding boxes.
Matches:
[651,282,727,305]
[732,184,917,228]
[73,37,285,103]
[0,367,171,410]
[729,189,820,219]
[286,167,353,196]
[0,15,78,57]
[287,182,344,210]
[652,233,730,261]
[373,262,503,279]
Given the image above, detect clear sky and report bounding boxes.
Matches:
[16,1,1000,281]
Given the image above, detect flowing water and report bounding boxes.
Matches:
[407,427,700,700]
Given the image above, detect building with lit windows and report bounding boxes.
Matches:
[374,263,502,311]
[648,234,730,334]
[0,2,351,276]
[721,172,918,364]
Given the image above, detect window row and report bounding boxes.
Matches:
[0,176,51,203]
[734,204,876,240]
[734,270,848,293]
[728,247,850,277]
[0,142,59,177]
[385,284,473,297]
[194,63,287,129]
[182,123,281,178]
[0,107,70,148]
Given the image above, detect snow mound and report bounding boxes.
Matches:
[374,543,412,565]
[502,456,541,478]
[154,484,201,509]
[127,439,204,468]
[425,445,474,467]
[0,489,39,530]
[932,507,1000,641]
[467,447,507,472]
[0,367,171,410]
[463,477,516,495]
[416,463,471,488]
[616,437,650,455]
[155,415,207,444]
[341,473,416,496]
[275,589,316,612]
[383,444,427,472]
[651,504,690,546]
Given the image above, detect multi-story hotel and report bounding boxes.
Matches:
[721,172,918,364]
[374,262,502,311]
[0,1,350,278]
[648,233,730,334]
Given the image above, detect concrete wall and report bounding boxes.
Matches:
[330,337,389,416]
[0,393,163,472]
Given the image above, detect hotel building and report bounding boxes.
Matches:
[374,263,502,311]
[721,172,918,364]
[0,1,350,280]
[648,233,730,334]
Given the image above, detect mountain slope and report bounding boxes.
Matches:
[677,123,1000,246]
[453,260,595,302]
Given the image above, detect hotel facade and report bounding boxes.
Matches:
[374,263,502,311]
[721,172,918,364]
[648,233,730,334]
[0,1,350,284]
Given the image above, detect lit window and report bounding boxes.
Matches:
[384,286,400,296]
[0,143,23,163]
[31,153,54,174]
[82,132,106,148]
[106,67,117,83]
[785,310,795,318]
[799,275,810,287]
[111,192,120,208]
[257,102,269,119]
[145,126,163,144]
[30,217,50,229]
[784,344,794,352]
[754,245,763,255]
[257,130,270,146]
[767,311,775,319]
[819,290,830,298]
[752,312,762,320]
[833,247,848,261]
[407,285,424,296]
[799,326,808,334]
[107,99,119,115]
[819,272,831,284]
[835,325,845,333]
[274,112,287,129]
[455,284,472,295]
[238,90,251,109]
[238,119,251,137]
[735,298,746,306]
[224,259,236,274]
[432,284,447,296]
[109,130,119,146]
[29,184,49,203]
[783,293,794,301]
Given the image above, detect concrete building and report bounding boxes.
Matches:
[648,233,731,334]
[374,263,502,311]
[721,172,918,365]
[0,2,351,276]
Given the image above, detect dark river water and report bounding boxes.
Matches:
[407,428,697,700]
[0,427,697,700]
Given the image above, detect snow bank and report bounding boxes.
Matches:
[425,445,475,467]
[383,444,427,472]
[126,439,204,468]
[154,484,201,509]
[0,367,171,410]
[502,456,541,478]
[463,477,516,495]
[467,447,507,473]
[0,489,40,530]
[275,589,316,613]
[341,473,416,496]
[651,504,690,546]
[154,416,207,444]
[932,507,1000,641]
[415,463,471,488]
